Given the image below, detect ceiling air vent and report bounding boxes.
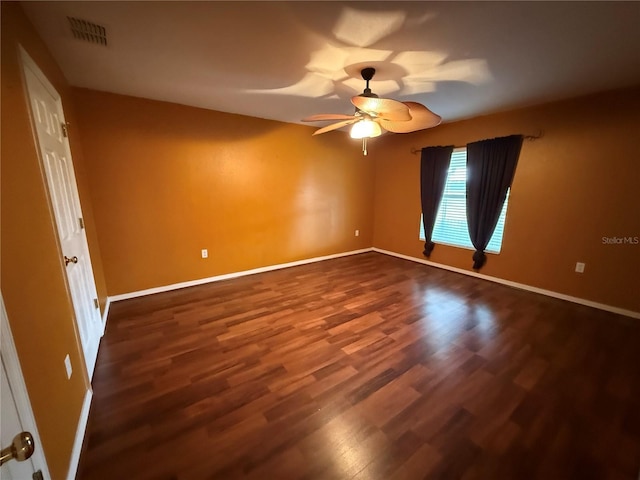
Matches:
[67,17,107,46]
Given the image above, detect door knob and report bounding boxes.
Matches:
[64,255,78,266]
[0,432,35,466]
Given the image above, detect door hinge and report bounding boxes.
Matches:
[79,217,85,229]
[93,298,100,309]
[61,122,69,137]
[33,470,44,480]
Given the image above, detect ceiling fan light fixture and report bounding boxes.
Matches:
[350,118,382,139]
[303,66,440,155]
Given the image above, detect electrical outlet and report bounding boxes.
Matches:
[355,230,360,237]
[575,262,585,273]
[64,354,72,379]
[201,249,208,259]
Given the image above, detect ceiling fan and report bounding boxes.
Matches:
[302,67,442,155]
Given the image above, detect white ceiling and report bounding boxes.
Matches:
[22,1,640,127]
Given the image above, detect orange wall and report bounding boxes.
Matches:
[2,4,636,478]
[1,3,108,479]
[372,86,640,312]
[72,89,375,295]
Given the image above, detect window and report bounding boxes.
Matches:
[419,148,509,253]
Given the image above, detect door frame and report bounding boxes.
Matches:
[1,293,51,479]
[18,45,104,380]
[16,44,97,479]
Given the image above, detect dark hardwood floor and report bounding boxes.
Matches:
[78,252,640,479]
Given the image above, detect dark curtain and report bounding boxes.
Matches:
[420,146,454,257]
[466,135,523,269]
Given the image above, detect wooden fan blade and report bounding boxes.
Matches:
[312,118,359,136]
[351,96,411,121]
[302,113,358,122]
[378,102,441,133]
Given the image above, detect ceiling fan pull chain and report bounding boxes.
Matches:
[363,137,368,156]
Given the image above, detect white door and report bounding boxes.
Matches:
[20,48,103,379]
[1,361,39,479]
[1,296,50,479]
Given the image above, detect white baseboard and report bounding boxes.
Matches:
[68,388,92,480]
[106,247,639,319]
[109,248,373,302]
[373,248,640,319]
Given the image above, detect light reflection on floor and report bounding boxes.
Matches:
[410,281,500,355]
[315,408,379,478]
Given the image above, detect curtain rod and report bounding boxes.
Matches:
[410,130,544,155]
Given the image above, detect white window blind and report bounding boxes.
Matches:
[419,148,509,254]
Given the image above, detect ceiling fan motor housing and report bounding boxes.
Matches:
[361,67,376,81]
[359,67,379,98]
